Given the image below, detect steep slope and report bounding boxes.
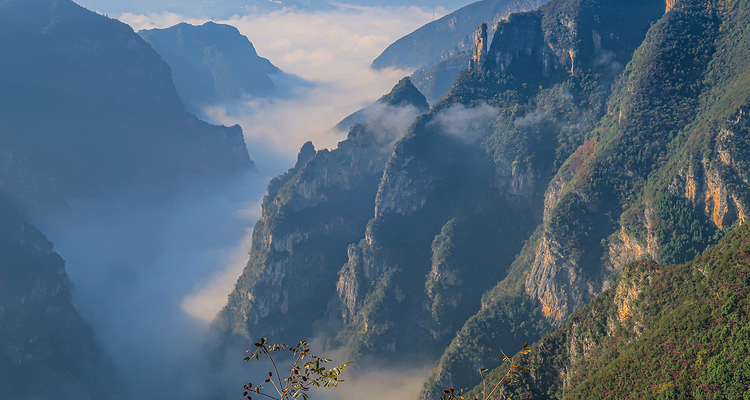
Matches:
[371,0,546,72]
[215,78,428,346]
[0,0,253,209]
[422,0,750,398]
[0,200,123,399]
[472,220,750,399]
[139,22,281,111]
[332,0,663,375]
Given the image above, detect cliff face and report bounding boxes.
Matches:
[216,78,428,345]
[328,0,665,372]
[0,201,122,399]
[372,0,547,72]
[473,222,750,399]
[0,0,253,209]
[212,0,750,398]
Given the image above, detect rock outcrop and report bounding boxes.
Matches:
[468,23,488,72]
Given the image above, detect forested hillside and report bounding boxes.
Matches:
[472,217,750,399]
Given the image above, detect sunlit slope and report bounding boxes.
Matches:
[424,0,750,398]
[472,218,750,399]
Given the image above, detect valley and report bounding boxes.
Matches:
[0,0,748,398]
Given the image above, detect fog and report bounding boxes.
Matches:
[119,4,444,157]
[430,103,500,143]
[25,2,450,399]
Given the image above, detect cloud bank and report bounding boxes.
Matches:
[120,5,444,160]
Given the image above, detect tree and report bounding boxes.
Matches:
[440,342,531,400]
[242,338,351,400]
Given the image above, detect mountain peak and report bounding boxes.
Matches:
[380,77,429,111]
[295,141,317,169]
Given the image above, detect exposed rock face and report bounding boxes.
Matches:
[468,23,488,72]
[372,0,547,72]
[0,201,122,399]
[216,79,428,345]
[525,235,597,325]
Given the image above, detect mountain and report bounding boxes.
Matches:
[139,22,282,112]
[469,219,750,399]
[421,0,750,397]
[216,78,429,347]
[371,0,547,72]
[0,200,123,400]
[334,77,440,132]
[0,0,253,211]
[212,0,750,397]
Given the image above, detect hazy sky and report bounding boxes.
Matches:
[78,0,471,18]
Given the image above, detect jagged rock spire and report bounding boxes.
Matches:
[469,23,488,72]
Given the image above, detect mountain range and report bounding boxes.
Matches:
[216,0,750,398]
[2,0,750,398]
[139,22,282,113]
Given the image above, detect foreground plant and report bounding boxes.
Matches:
[242,338,351,400]
[440,342,531,400]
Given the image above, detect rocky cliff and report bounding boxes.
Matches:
[214,0,750,398]
[469,220,750,399]
[215,78,428,346]
[0,200,123,399]
[372,0,546,72]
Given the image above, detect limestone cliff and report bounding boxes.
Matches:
[216,79,427,345]
[468,23,488,72]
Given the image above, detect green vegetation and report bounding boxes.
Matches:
[476,221,750,399]
[221,0,750,399]
[242,338,350,400]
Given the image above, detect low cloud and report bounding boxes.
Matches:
[513,110,550,128]
[430,103,500,142]
[120,5,445,158]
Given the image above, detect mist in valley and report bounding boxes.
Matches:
[14,2,451,399]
